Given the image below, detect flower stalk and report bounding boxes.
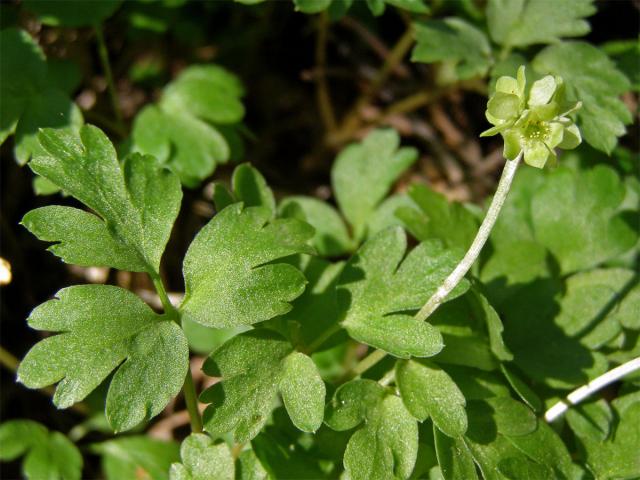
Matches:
[416,150,522,322]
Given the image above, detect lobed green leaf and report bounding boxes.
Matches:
[180,203,314,328]
[17,285,189,432]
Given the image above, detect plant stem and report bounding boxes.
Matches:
[379,369,395,387]
[183,368,203,433]
[415,151,522,322]
[150,272,176,317]
[315,11,337,133]
[352,349,388,377]
[0,345,19,372]
[545,356,640,422]
[305,323,341,354]
[94,25,124,132]
[149,271,203,433]
[347,152,523,377]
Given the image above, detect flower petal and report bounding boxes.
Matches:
[528,75,556,107]
[558,123,582,150]
[487,92,520,120]
[496,76,520,96]
[523,140,550,168]
[545,122,565,149]
[516,65,527,97]
[502,129,522,160]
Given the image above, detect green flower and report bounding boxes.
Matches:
[481,66,582,168]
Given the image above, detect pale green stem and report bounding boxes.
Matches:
[95,25,124,132]
[415,151,523,322]
[352,349,387,377]
[149,271,203,433]
[183,367,203,433]
[351,152,523,376]
[379,369,395,387]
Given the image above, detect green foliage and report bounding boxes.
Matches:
[337,227,468,357]
[170,434,234,480]
[6,1,639,479]
[576,393,640,478]
[332,129,417,240]
[17,285,189,431]
[92,436,180,480]
[412,18,492,80]
[201,330,325,442]
[133,65,246,187]
[396,184,478,251]
[25,125,182,274]
[325,380,418,480]
[180,203,314,328]
[530,165,637,273]
[486,0,595,48]
[0,28,82,165]
[396,359,467,436]
[0,420,82,480]
[533,41,633,154]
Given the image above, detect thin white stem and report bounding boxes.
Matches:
[545,356,640,422]
[415,151,523,323]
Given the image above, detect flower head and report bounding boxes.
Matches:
[481,66,582,168]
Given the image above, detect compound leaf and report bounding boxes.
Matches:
[531,165,637,274]
[17,285,189,432]
[555,269,640,349]
[279,196,354,256]
[181,203,314,328]
[325,380,418,480]
[170,434,234,480]
[231,163,276,216]
[412,18,492,79]
[133,64,245,187]
[396,184,478,251]
[0,420,82,480]
[337,227,468,358]
[533,41,632,153]
[433,426,478,480]
[27,125,182,274]
[162,65,244,124]
[133,106,229,188]
[487,0,595,48]
[200,330,325,442]
[277,256,345,352]
[396,359,467,437]
[578,394,640,479]
[0,28,82,165]
[332,129,417,239]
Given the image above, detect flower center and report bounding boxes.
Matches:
[523,121,550,141]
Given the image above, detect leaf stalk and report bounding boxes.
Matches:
[150,272,203,433]
[183,367,204,433]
